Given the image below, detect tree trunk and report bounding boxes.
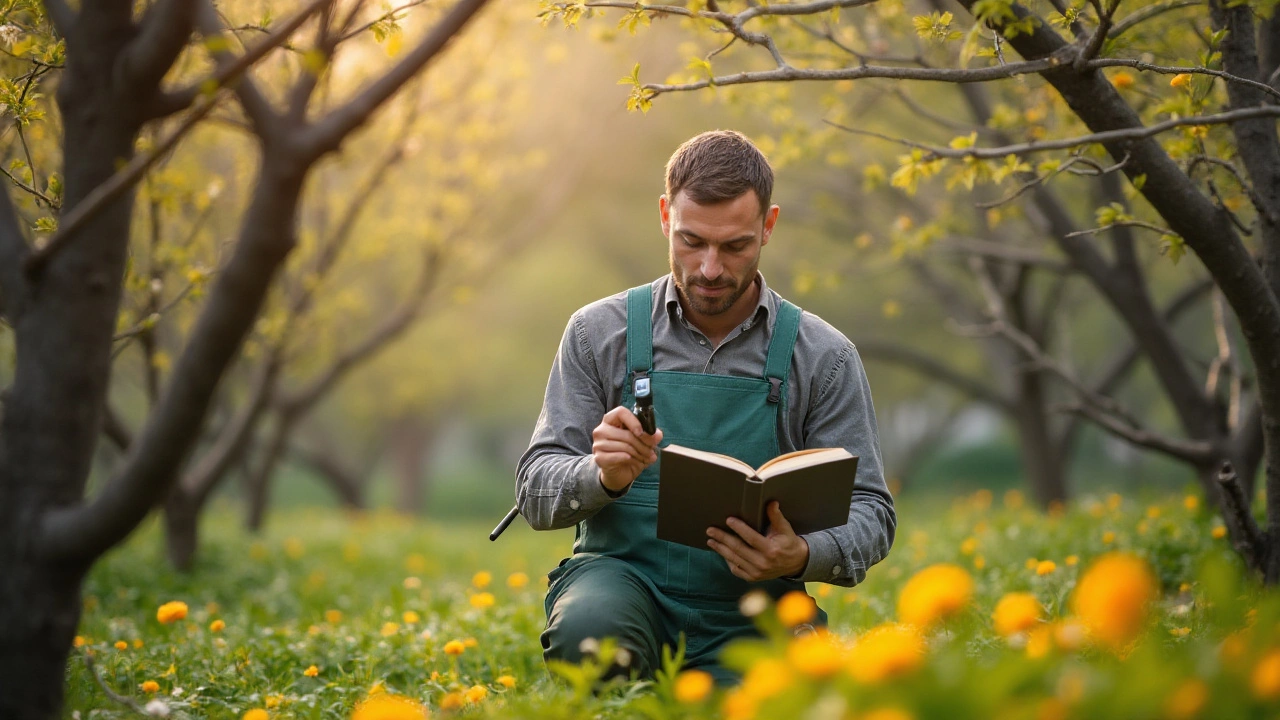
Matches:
[0,546,86,720]
[164,492,201,573]
[392,417,434,514]
[1013,369,1067,507]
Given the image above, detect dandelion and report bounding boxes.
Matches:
[465,685,488,703]
[1026,625,1054,659]
[1170,627,1191,638]
[1036,560,1057,576]
[242,710,268,720]
[992,593,1041,637]
[1004,489,1025,509]
[959,537,977,556]
[439,692,465,710]
[740,658,792,701]
[402,611,420,624]
[352,693,428,720]
[497,675,516,688]
[674,669,714,703]
[848,623,925,683]
[444,639,466,656]
[463,637,478,648]
[265,695,283,709]
[209,620,225,633]
[507,572,530,589]
[403,577,422,590]
[304,665,319,677]
[133,639,144,648]
[973,555,986,570]
[325,609,343,624]
[1146,506,1162,519]
[1070,552,1156,650]
[380,622,400,637]
[1184,495,1200,511]
[156,601,188,624]
[776,591,817,628]
[1112,71,1135,89]
[284,538,304,559]
[1252,649,1280,701]
[1211,526,1227,540]
[1171,73,1193,88]
[897,563,973,628]
[1165,679,1209,720]
[472,571,492,589]
[1102,531,1116,545]
[73,636,87,647]
[786,630,844,677]
[115,641,129,650]
[1065,555,1078,567]
[141,681,161,693]
[470,592,495,609]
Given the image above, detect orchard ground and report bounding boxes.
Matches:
[65,491,1280,719]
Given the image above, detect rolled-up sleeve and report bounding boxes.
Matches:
[515,312,618,530]
[793,342,896,586]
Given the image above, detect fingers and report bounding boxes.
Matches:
[765,501,795,538]
[707,526,767,576]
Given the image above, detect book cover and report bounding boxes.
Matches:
[655,444,859,549]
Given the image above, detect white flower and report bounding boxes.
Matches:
[144,699,171,717]
[0,25,21,47]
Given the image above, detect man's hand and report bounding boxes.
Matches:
[706,501,809,581]
[592,406,663,493]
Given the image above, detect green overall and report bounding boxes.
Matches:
[542,284,827,683]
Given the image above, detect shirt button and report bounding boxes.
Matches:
[699,339,707,346]
[569,499,581,510]
[831,565,842,576]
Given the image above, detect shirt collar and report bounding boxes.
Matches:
[662,272,774,329]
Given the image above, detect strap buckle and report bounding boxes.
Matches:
[767,377,782,404]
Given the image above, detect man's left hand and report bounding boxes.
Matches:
[706,501,809,581]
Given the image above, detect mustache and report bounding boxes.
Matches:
[687,279,735,289]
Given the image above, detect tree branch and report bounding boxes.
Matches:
[302,0,491,159]
[118,0,199,92]
[858,339,1015,413]
[1217,461,1267,570]
[1108,0,1202,40]
[1057,402,1217,464]
[180,357,280,505]
[101,403,134,452]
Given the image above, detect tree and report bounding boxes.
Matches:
[547,0,1280,580]
[0,0,491,714]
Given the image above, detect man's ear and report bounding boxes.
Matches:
[762,204,780,247]
[659,194,671,237]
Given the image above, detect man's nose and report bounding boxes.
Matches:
[701,248,723,281]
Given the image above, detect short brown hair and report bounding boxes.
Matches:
[664,130,773,213]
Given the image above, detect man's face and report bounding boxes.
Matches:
[661,190,779,317]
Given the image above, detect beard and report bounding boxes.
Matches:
[670,250,759,316]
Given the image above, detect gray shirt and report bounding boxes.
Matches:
[515,273,895,586]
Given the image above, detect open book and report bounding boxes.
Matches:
[656,444,859,549]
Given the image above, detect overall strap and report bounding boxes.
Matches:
[762,300,801,404]
[626,284,654,375]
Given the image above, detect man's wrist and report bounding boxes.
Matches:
[598,469,632,498]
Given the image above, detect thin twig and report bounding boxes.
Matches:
[83,651,149,716]
[1063,219,1173,239]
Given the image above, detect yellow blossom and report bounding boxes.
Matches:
[133,639,144,648]
[848,623,925,683]
[974,555,986,570]
[1164,679,1208,720]
[403,577,422,590]
[1036,560,1057,576]
[1026,625,1054,659]
[304,665,319,677]
[265,695,283,709]
[470,592,495,609]
[114,641,128,650]
[402,611,420,624]
[1053,620,1086,651]
[741,657,792,700]
[465,685,487,703]
[440,692,465,711]
[73,636,87,647]
[1171,73,1193,88]
[1184,495,1200,511]
[497,675,516,688]
[210,619,226,633]
[1004,489,1024,509]
[507,572,530,589]
[325,609,343,624]
[1065,555,1079,567]
[1071,552,1156,650]
[1146,506,1162,519]
[674,669,713,703]
[1103,531,1116,545]
[472,571,492,589]
[381,622,400,637]
[242,710,269,720]
[786,630,844,677]
[444,639,466,655]
[1112,71,1135,89]
[1252,649,1280,701]
[284,537,304,559]
[993,593,1042,637]
[1025,557,1039,570]
[1106,494,1123,511]
[463,637,478,648]
[156,601,189,624]
[776,590,818,628]
[897,563,973,628]
[351,694,428,720]
[959,537,977,556]
[1212,526,1227,540]
[140,681,160,693]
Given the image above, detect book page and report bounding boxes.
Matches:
[662,444,755,476]
[756,447,854,479]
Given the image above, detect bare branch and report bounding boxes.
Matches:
[302,0,490,158]
[975,154,1128,209]
[82,652,148,716]
[25,93,223,278]
[1058,402,1217,464]
[828,106,1280,160]
[119,0,199,92]
[180,358,280,504]
[102,404,134,452]
[934,235,1070,271]
[1217,461,1267,570]
[858,339,1016,413]
[1109,0,1202,40]
[0,163,59,209]
[1063,219,1174,240]
[1073,0,1116,72]
[339,0,429,41]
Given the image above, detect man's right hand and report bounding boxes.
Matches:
[592,406,663,493]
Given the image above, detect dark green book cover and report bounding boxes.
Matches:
[655,444,859,549]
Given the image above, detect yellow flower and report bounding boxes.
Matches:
[674,669,714,703]
[786,630,844,677]
[472,571,492,589]
[1070,552,1156,649]
[403,577,422,590]
[133,639,144,648]
[470,592,495,609]
[1171,73,1193,88]
[497,675,516,688]
[848,623,925,683]
[210,619,226,633]
[444,639,466,656]
[284,537,304,559]
[959,537,977,556]
[1211,526,1227,540]
[73,636,87,647]
[1102,531,1116,544]
[1164,678,1209,720]
[1112,71,1135,89]
[465,684,488,703]
[507,572,530,589]
[402,611,420,624]
[973,555,986,570]
[140,680,160,693]
[1036,560,1057,576]
[1183,495,1200,511]
[439,692,465,710]
[1065,555,1079,567]
[741,657,792,700]
[351,694,428,720]
[776,590,817,628]
[380,622,400,637]
[1004,489,1024,509]
[156,601,189,624]
[242,710,269,720]
[114,641,128,650]
[1170,627,1191,638]
[1252,649,1280,701]
[304,665,319,677]
[463,637,478,648]
[1146,505,1162,519]
[325,609,343,624]
[897,563,973,628]
[992,593,1041,637]
[1026,625,1054,659]
[1053,620,1086,651]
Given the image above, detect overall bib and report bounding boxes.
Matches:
[542,284,827,682]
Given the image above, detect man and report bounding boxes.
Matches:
[515,130,895,683]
